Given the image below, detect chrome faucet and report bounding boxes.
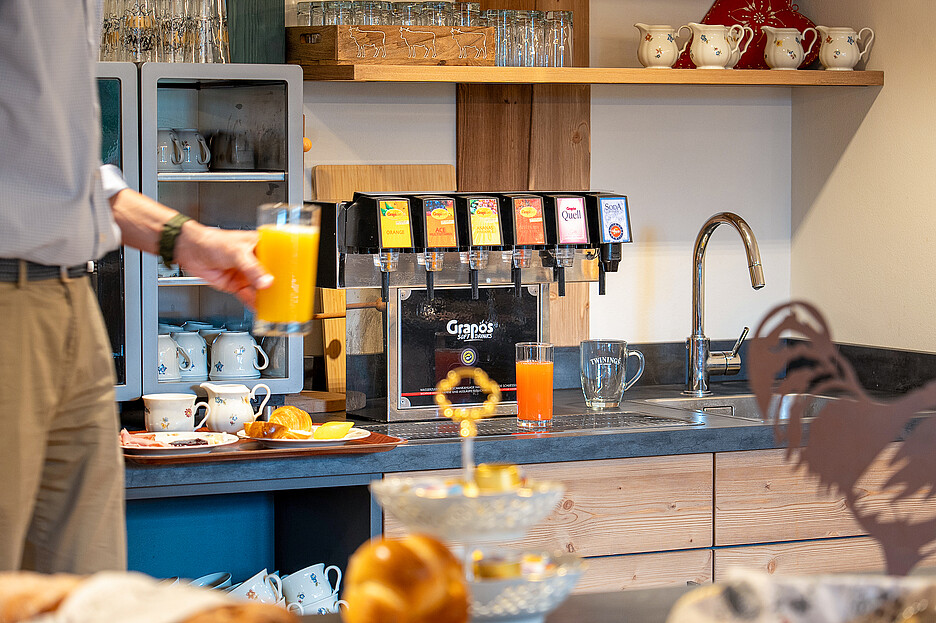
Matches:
[686,212,765,396]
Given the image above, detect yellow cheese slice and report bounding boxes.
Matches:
[313,421,355,440]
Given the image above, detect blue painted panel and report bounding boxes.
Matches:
[127,492,274,582]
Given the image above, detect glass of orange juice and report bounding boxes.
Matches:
[253,203,321,336]
[515,342,554,429]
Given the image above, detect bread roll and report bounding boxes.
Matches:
[0,572,82,622]
[343,534,468,623]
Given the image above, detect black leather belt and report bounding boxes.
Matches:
[0,259,90,282]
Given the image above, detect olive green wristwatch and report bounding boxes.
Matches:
[158,213,192,265]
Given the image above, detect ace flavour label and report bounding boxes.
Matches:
[423,199,457,248]
[378,200,414,248]
[598,196,631,243]
[512,197,546,246]
[556,196,588,244]
[468,197,502,246]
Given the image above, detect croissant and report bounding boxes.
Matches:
[0,572,296,623]
[268,406,313,432]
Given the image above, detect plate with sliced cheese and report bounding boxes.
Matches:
[238,420,371,448]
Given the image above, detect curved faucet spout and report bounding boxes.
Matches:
[691,212,765,339]
[686,212,765,396]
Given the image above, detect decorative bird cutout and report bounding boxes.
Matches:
[749,301,936,575]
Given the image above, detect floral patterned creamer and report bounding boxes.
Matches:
[635,23,691,68]
[816,26,874,70]
[687,22,743,69]
[199,382,271,434]
[762,25,818,69]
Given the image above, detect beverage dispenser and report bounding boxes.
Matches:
[409,195,459,300]
[584,192,632,295]
[541,193,590,297]
[498,193,548,297]
[342,194,415,303]
[453,194,507,300]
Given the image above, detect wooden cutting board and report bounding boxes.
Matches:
[312,163,457,395]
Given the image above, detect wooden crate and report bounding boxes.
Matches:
[286,25,495,66]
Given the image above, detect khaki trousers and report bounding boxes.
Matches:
[0,274,126,573]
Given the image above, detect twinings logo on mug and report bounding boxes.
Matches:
[589,356,619,366]
[447,319,494,341]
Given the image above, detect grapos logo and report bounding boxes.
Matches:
[446,319,494,340]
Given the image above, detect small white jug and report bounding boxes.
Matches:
[687,23,742,69]
[199,382,271,434]
[762,25,818,70]
[817,26,874,70]
[635,23,691,69]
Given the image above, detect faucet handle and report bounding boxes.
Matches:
[729,326,750,359]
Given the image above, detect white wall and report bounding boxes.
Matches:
[791,1,936,351]
[589,0,792,343]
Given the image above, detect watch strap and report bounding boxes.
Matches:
[158,213,192,265]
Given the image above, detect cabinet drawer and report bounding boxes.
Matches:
[715,445,936,546]
[384,454,714,556]
[576,549,712,594]
[713,536,936,580]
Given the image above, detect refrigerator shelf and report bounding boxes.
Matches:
[157,171,287,182]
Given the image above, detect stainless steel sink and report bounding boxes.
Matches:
[640,393,843,421]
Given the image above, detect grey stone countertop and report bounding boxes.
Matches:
[124,381,791,495]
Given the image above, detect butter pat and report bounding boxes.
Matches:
[313,421,354,440]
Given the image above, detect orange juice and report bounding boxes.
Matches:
[255,224,320,324]
[515,360,554,423]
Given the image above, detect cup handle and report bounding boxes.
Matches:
[739,26,754,56]
[286,602,303,615]
[196,134,211,165]
[727,25,743,57]
[857,27,874,61]
[250,383,271,417]
[169,133,184,165]
[253,344,269,370]
[177,346,192,370]
[676,24,692,56]
[801,27,818,57]
[193,401,211,429]
[622,349,646,392]
[266,574,282,600]
[336,599,349,612]
[326,565,342,593]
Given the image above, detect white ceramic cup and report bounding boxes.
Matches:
[172,331,209,382]
[182,320,216,332]
[157,128,183,172]
[143,393,210,432]
[287,593,348,615]
[228,569,282,604]
[282,564,342,606]
[189,572,233,590]
[176,128,212,172]
[210,331,269,380]
[157,334,191,382]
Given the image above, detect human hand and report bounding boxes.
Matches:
[174,222,273,309]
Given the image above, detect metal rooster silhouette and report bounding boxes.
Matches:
[748,301,936,576]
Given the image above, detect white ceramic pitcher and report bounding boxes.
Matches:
[816,26,874,70]
[634,23,690,68]
[762,25,818,70]
[687,23,742,69]
[199,382,271,434]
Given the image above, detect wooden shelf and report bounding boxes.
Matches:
[297,64,884,86]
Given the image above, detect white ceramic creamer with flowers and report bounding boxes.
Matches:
[816,26,874,70]
[687,23,743,69]
[762,25,818,70]
[635,23,691,68]
[200,382,271,434]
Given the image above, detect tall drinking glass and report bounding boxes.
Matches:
[515,342,553,428]
[253,203,322,336]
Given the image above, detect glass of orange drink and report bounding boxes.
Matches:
[515,342,554,429]
[253,203,321,336]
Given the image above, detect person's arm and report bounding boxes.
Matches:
[108,188,272,308]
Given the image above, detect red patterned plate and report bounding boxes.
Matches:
[675,0,818,69]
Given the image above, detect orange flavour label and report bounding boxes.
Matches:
[379,200,413,248]
[513,197,546,246]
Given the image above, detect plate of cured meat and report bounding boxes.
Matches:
[120,429,239,455]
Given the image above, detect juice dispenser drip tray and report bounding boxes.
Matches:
[361,411,702,442]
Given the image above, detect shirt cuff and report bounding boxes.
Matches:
[99,164,130,198]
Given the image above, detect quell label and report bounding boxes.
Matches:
[556,196,588,245]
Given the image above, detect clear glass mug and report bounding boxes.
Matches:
[253,203,322,336]
[516,342,554,428]
[579,339,645,409]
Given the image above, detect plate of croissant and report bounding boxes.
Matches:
[239,406,370,448]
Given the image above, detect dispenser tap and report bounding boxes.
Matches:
[584,193,632,295]
[454,195,505,300]
[542,194,590,297]
[499,194,548,297]
[685,212,765,397]
[411,196,459,300]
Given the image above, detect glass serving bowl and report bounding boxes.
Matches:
[370,476,565,543]
[469,550,586,623]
